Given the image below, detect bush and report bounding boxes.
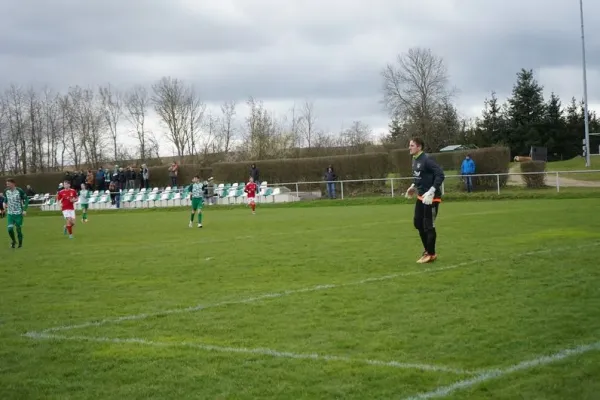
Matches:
[212,153,391,184]
[519,161,547,188]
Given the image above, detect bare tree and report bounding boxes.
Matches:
[245,97,275,159]
[219,100,236,153]
[0,98,12,175]
[201,111,218,155]
[340,121,372,147]
[184,86,206,156]
[5,85,28,174]
[381,47,455,151]
[151,76,191,158]
[68,86,106,167]
[99,84,123,162]
[124,85,150,161]
[42,87,62,171]
[299,100,317,148]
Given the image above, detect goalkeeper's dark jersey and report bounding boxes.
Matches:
[412,152,445,198]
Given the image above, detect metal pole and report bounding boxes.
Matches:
[580,0,591,167]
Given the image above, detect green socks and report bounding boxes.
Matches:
[190,213,195,222]
[198,212,203,224]
[16,226,22,244]
[8,226,15,243]
[83,212,88,220]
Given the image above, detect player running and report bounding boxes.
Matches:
[244,176,258,214]
[187,176,204,228]
[4,179,28,248]
[405,137,445,264]
[79,183,90,223]
[57,180,78,239]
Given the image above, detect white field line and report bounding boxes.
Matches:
[404,341,600,399]
[24,332,474,375]
[34,242,600,336]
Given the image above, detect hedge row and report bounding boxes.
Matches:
[8,166,214,194]
[212,153,391,184]
[7,146,510,194]
[520,161,547,188]
[390,146,511,191]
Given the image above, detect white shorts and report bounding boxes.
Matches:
[62,210,76,219]
[246,197,256,205]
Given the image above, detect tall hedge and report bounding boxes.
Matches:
[212,153,391,184]
[519,161,547,188]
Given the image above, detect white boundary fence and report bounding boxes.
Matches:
[29,169,600,211]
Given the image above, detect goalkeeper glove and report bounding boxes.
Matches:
[422,187,436,205]
[405,184,416,199]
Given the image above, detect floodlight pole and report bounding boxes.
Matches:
[579,0,591,167]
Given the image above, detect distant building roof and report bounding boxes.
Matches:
[439,145,468,152]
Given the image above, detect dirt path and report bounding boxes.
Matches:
[508,166,600,187]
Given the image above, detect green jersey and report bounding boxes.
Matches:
[188,182,204,198]
[3,187,28,215]
[79,189,89,204]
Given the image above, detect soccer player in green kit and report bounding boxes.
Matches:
[187,175,204,228]
[4,178,29,248]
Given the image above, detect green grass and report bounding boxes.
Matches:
[2,199,600,399]
[544,156,600,181]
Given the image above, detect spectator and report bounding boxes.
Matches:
[104,168,111,190]
[206,177,215,205]
[141,164,150,189]
[126,166,136,190]
[460,154,476,193]
[250,164,260,184]
[117,167,126,190]
[96,167,105,191]
[108,181,119,207]
[324,165,337,199]
[86,170,95,190]
[168,162,178,187]
[25,185,36,197]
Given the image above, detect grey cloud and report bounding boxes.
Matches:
[1,0,600,131]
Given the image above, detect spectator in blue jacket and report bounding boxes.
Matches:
[460,155,476,193]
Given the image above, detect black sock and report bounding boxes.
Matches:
[418,229,428,251]
[426,228,437,255]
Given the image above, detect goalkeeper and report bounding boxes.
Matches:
[404,137,445,264]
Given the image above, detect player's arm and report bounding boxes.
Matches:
[426,158,445,193]
[19,188,29,212]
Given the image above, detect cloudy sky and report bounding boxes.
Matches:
[2,0,599,154]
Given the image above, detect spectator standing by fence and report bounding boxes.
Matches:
[460,155,476,193]
[324,165,337,199]
[141,164,150,189]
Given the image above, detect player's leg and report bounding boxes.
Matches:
[197,199,203,227]
[413,199,427,261]
[7,215,16,247]
[250,198,256,213]
[14,214,23,247]
[420,202,439,263]
[66,212,75,237]
[189,199,198,227]
[82,205,88,222]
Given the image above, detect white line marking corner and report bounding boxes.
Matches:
[404,341,600,399]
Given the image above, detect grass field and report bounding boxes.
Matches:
[2,199,600,399]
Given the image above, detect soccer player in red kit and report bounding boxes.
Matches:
[57,180,78,239]
[244,176,258,214]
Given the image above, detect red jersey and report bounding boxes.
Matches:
[57,188,78,211]
[244,182,258,198]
